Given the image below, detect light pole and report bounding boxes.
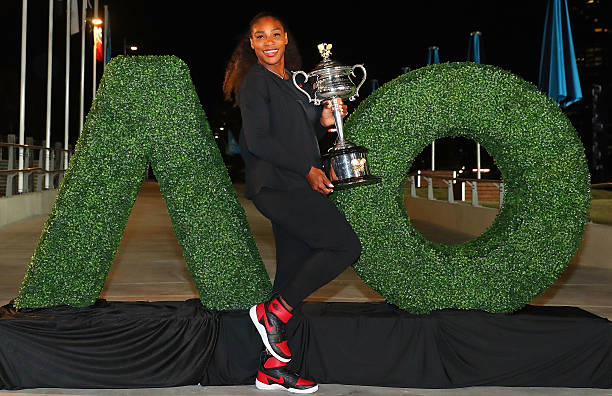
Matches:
[44,0,54,189]
[79,0,86,135]
[123,38,138,55]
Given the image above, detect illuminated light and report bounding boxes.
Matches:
[595,28,603,32]
[458,169,463,174]
[472,168,490,173]
[219,127,225,131]
[92,18,103,25]
[130,46,138,51]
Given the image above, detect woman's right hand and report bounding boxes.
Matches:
[307,167,334,195]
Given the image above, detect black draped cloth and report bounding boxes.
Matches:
[1,300,611,389]
[0,299,218,389]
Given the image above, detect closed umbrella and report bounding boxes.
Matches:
[538,0,582,107]
[427,46,440,65]
[371,79,379,93]
[467,31,482,64]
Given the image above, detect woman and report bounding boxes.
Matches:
[223,12,362,394]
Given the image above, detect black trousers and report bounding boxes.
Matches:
[252,187,362,307]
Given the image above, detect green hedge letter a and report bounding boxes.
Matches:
[15,56,272,310]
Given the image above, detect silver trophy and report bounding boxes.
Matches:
[293,43,381,190]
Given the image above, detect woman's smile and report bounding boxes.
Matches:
[263,49,279,57]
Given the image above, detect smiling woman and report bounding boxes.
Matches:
[222,13,302,104]
[222,11,358,394]
[249,18,288,74]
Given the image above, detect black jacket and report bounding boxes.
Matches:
[238,64,328,199]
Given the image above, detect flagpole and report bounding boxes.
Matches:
[469,32,483,180]
[92,0,98,101]
[79,0,85,134]
[45,0,54,190]
[477,143,481,179]
[64,0,71,170]
[18,0,27,194]
[103,5,108,70]
[431,141,435,171]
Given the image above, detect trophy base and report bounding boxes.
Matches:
[332,174,382,190]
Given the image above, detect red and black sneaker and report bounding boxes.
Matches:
[255,353,318,394]
[249,297,293,362]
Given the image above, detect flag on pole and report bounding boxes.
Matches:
[70,0,79,34]
[94,26,103,61]
[104,6,111,65]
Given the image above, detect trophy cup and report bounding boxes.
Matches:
[292,43,381,190]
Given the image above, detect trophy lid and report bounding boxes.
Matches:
[312,43,345,72]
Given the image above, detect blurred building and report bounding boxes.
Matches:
[569,0,612,182]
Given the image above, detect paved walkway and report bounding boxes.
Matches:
[0,182,610,395]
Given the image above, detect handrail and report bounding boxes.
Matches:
[407,172,501,183]
[406,171,504,207]
[1,140,72,197]
[0,168,66,174]
[0,142,70,153]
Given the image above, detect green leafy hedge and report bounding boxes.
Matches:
[15,56,272,309]
[333,62,590,313]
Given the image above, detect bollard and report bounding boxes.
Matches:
[465,180,480,207]
[423,177,434,200]
[443,179,454,203]
[493,182,504,207]
[409,175,417,198]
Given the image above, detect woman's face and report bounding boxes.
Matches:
[249,16,288,68]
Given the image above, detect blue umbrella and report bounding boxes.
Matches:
[371,79,379,93]
[225,130,240,156]
[427,46,440,65]
[538,0,582,107]
[467,31,482,64]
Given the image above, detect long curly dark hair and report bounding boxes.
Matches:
[223,12,302,106]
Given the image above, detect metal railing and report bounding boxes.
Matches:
[407,172,504,208]
[0,140,71,198]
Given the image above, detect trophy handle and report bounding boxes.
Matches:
[292,71,321,105]
[349,64,367,101]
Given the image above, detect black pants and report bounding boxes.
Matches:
[252,187,362,307]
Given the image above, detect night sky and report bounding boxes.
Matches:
[2,1,549,146]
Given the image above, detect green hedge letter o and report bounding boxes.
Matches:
[333,62,590,314]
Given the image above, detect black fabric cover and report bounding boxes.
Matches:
[1,300,611,390]
[203,303,612,389]
[0,299,218,390]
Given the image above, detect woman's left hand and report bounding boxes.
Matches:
[320,98,347,128]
